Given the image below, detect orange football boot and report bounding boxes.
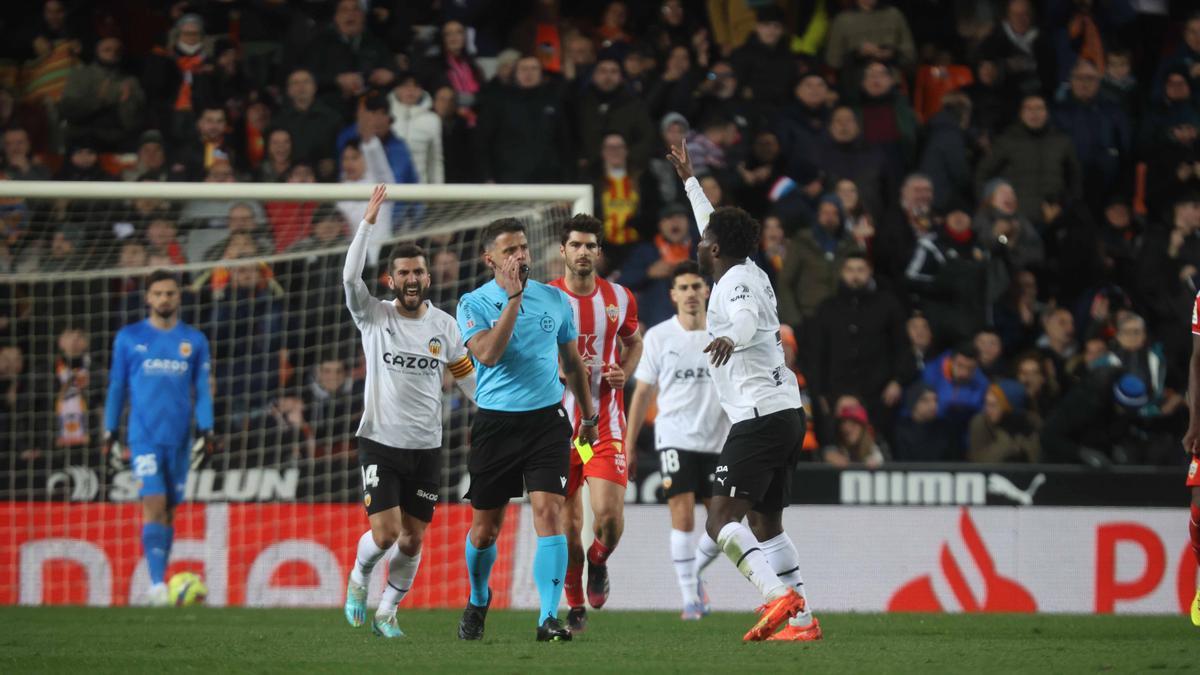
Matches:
[766,617,823,641]
[742,589,806,642]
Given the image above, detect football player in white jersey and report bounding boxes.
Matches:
[627,260,730,620]
[668,144,821,642]
[341,184,477,638]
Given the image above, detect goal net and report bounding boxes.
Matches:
[0,180,587,608]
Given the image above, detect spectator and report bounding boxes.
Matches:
[974,178,1045,304]
[756,214,787,281]
[1151,12,1200,106]
[264,165,319,254]
[575,56,655,173]
[49,326,98,451]
[825,0,916,80]
[686,114,738,179]
[110,240,147,330]
[303,356,363,456]
[922,342,990,453]
[620,204,693,329]
[429,248,466,315]
[1040,369,1149,466]
[337,137,393,262]
[919,92,973,213]
[1097,197,1141,292]
[1141,76,1200,220]
[977,0,1050,100]
[274,68,342,180]
[1036,306,1078,386]
[729,6,795,110]
[144,217,186,265]
[707,0,755,56]
[143,14,214,142]
[207,261,285,417]
[593,132,652,259]
[876,173,936,283]
[975,328,1007,380]
[476,56,570,184]
[1053,58,1132,211]
[962,59,1016,138]
[305,0,394,120]
[642,112,690,222]
[1101,48,1141,121]
[834,178,871,233]
[178,158,266,230]
[286,204,348,256]
[281,205,354,358]
[203,203,275,261]
[967,380,1041,463]
[688,60,763,156]
[821,403,886,467]
[122,130,168,181]
[778,195,864,326]
[897,312,935,386]
[594,1,633,48]
[645,44,701,121]
[432,85,476,183]
[0,344,42,461]
[2,128,49,180]
[976,94,1082,222]
[817,105,895,222]
[1103,313,1182,418]
[335,90,417,181]
[775,73,833,176]
[1136,196,1200,356]
[647,0,703,56]
[732,130,786,219]
[388,72,443,184]
[257,128,294,183]
[170,104,237,180]
[424,20,485,111]
[1016,350,1060,427]
[54,138,111,181]
[904,209,989,347]
[808,252,909,431]
[855,61,918,171]
[59,36,144,151]
[892,381,956,461]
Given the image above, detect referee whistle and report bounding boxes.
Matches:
[574,437,594,464]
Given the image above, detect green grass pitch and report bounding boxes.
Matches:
[0,607,1194,674]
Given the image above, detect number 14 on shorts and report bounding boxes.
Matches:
[362,464,379,489]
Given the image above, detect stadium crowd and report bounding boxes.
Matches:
[2,0,1200,484]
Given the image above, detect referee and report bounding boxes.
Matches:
[456,218,597,642]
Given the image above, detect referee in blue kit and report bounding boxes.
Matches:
[455,218,597,642]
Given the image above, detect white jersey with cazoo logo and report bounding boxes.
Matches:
[344,220,474,450]
[706,258,801,424]
[634,315,730,453]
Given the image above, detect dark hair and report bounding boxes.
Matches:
[342,138,362,154]
[198,103,225,117]
[145,269,179,289]
[389,242,427,268]
[706,207,760,259]
[480,218,526,252]
[952,341,979,360]
[842,251,871,267]
[671,260,703,285]
[394,70,419,88]
[560,213,604,245]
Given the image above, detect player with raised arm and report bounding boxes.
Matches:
[1181,291,1200,626]
[341,184,477,638]
[104,270,214,607]
[626,260,730,621]
[456,218,598,642]
[668,143,821,642]
[549,214,642,633]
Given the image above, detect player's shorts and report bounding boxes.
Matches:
[713,407,805,512]
[659,448,719,500]
[567,438,628,496]
[131,442,190,505]
[466,404,573,509]
[1188,455,1200,487]
[357,437,441,522]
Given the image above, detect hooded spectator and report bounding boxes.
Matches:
[388,72,443,184]
[778,195,864,326]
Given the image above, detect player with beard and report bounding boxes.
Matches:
[342,184,477,638]
[104,270,214,606]
[668,144,819,641]
[548,214,642,632]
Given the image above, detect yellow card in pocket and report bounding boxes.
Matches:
[574,437,594,464]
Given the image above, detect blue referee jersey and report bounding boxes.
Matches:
[457,279,576,412]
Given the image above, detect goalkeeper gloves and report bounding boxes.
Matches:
[102,431,127,473]
[191,431,215,471]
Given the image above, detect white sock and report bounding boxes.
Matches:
[670,529,699,606]
[377,550,421,617]
[694,532,721,579]
[350,530,387,586]
[761,532,812,626]
[716,522,786,601]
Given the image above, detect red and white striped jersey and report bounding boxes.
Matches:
[549,276,639,442]
[1192,290,1200,335]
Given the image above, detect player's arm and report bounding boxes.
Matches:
[191,334,215,469]
[1183,333,1200,455]
[447,331,477,402]
[667,143,714,230]
[560,341,598,445]
[604,290,643,389]
[343,184,387,322]
[464,257,524,366]
[705,291,757,368]
[625,379,657,479]
[103,331,129,465]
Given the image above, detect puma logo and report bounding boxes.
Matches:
[552,578,561,586]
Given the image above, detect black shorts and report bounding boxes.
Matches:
[713,407,805,512]
[358,437,441,522]
[466,404,573,509]
[659,448,719,500]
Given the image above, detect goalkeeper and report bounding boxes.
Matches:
[104,270,214,606]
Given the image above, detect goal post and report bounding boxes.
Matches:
[0,179,590,607]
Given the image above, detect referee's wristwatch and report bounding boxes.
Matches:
[581,412,599,427]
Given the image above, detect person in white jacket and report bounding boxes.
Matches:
[388,73,444,184]
[338,135,394,264]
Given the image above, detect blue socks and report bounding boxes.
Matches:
[142,522,173,585]
[533,535,567,624]
[464,531,497,607]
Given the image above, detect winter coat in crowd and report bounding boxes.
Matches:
[976,121,1082,222]
[477,81,572,184]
